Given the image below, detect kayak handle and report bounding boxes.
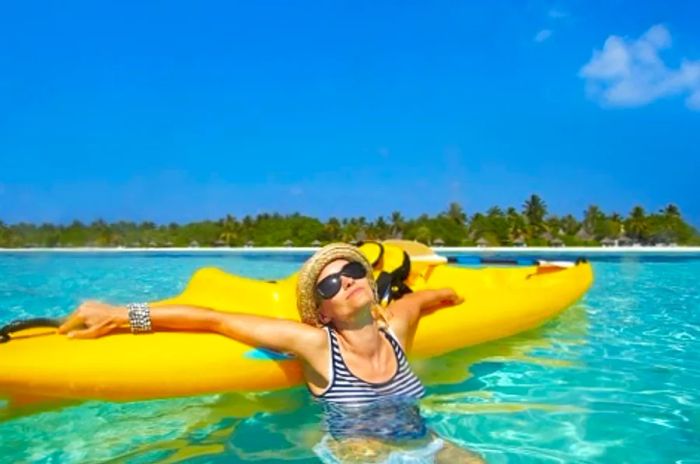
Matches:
[446,256,539,266]
[0,318,62,343]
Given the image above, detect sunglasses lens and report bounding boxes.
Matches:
[315,262,367,300]
[343,261,367,279]
[316,275,341,299]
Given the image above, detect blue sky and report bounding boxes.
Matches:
[1,1,699,226]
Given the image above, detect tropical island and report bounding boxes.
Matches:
[1,195,698,248]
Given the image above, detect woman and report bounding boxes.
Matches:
[59,243,484,463]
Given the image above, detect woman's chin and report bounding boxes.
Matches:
[349,291,373,308]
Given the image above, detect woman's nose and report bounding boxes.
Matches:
[340,275,355,288]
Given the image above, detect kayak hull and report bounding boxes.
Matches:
[0,259,593,401]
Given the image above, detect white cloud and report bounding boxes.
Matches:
[579,24,700,110]
[534,29,552,43]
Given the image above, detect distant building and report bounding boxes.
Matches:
[311,239,321,247]
[601,237,615,247]
[433,238,445,247]
[189,240,200,248]
[512,236,527,247]
[575,229,593,241]
[245,240,255,248]
[283,239,294,247]
[549,238,564,247]
[617,236,632,247]
[476,237,489,248]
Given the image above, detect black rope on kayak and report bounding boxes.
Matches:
[0,318,62,343]
[447,256,539,266]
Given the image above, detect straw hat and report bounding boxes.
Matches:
[296,243,377,327]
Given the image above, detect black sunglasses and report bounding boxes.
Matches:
[315,261,368,300]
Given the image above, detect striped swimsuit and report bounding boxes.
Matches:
[313,326,428,440]
[313,325,425,405]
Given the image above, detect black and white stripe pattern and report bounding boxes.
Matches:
[314,325,425,405]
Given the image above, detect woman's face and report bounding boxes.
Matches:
[316,259,374,325]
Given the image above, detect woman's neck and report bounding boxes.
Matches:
[332,309,385,359]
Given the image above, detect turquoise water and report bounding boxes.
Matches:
[1,251,699,463]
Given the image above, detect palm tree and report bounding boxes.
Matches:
[390,211,405,238]
[414,225,431,244]
[486,206,509,244]
[446,202,467,225]
[561,214,580,236]
[341,221,359,243]
[219,214,238,246]
[545,215,562,235]
[522,194,547,237]
[506,207,527,239]
[663,204,681,218]
[372,216,390,239]
[323,217,342,242]
[0,220,8,246]
[626,206,648,242]
[582,205,603,234]
[608,212,623,237]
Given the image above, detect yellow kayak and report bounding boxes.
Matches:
[0,242,593,402]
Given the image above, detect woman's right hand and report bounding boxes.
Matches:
[58,300,129,339]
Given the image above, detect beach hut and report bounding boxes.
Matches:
[148,240,159,248]
[601,237,615,247]
[245,240,255,248]
[164,241,174,248]
[617,235,632,247]
[213,239,226,247]
[512,236,526,247]
[549,238,564,248]
[433,238,445,247]
[575,229,593,242]
[311,239,321,247]
[129,242,141,248]
[283,239,294,248]
[476,237,489,248]
[189,240,200,248]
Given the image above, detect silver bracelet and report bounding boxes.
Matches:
[127,302,152,333]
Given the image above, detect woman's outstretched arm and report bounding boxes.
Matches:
[58,301,325,359]
[387,288,463,352]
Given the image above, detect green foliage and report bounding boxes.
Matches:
[1,198,698,248]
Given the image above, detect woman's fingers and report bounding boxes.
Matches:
[68,320,114,339]
[59,300,120,338]
[58,312,85,334]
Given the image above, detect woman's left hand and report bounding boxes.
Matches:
[58,300,128,339]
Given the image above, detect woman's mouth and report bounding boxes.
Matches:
[346,287,364,300]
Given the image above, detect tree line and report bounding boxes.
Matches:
[1,195,698,248]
